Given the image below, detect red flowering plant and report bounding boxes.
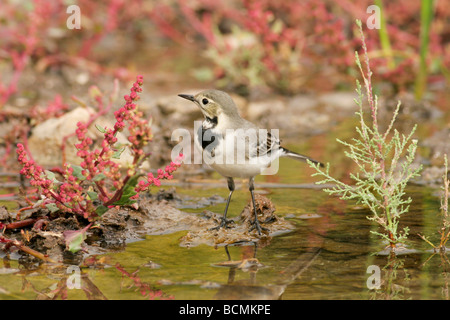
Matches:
[16,75,182,227]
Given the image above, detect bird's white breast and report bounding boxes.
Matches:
[195,122,279,178]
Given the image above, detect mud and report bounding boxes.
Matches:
[179,193,294,248]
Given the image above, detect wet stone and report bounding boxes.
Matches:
[179,194,294,247]
[0,206,10,221]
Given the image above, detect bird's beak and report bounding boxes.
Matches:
[178,94,196,102]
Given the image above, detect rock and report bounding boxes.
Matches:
[94,196,211,247]
[0,206,9,221]
[422,128,450,167]
[287,94,318,112]
[156,93,201,120]
[318,91,357,111]
[229,93,248,116]
[179,194,294,247]
[3,187,293,264]
[245,94,332,137]
[264,110,330,138]
[247,99,285,122]
[245,95,327,137]
[239,193,277,227]
[26,229,67,263]
[27,106,134,168]
[418,166,447,186]
[149,187,226,209]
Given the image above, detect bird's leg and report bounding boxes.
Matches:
[248,177,268,235]
[210,177,235,231]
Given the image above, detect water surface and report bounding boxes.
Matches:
[0,122,448,300]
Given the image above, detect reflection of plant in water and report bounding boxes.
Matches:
[15,262,108,300]
[369,257,410,300]
[309,20,422,250]
[421,251,450,300]
[440,254,450,300]
[115,263,174,300]
[419,155,450,252]
[420,172,450,301]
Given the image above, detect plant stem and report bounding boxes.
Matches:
[0,235,56,263]
[3,218,37,229]
[358,20,395,245]
[374,0,395,70]
[103,153,140,206]
[440,154,449,249]
[49,190,85,216]
[414,0,434,100]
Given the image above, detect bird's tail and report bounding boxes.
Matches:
[281,147,324,167]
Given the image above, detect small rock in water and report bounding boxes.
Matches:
[297,213,322,219]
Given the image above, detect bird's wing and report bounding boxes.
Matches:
[250,129,281,159]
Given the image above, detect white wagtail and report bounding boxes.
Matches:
[178,90,323,235]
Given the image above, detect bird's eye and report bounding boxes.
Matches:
[202,98,209,105]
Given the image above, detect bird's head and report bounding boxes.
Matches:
[178,89,240,122]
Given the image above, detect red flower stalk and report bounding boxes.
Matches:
[17,143,50,194]
[135,155,183,193]
[16,143,88,217]
[16,75,182,221]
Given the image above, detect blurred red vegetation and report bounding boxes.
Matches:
[0,0,448,101]
[0,0,448,169]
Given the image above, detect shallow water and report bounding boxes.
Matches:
[0,120,448,300]
[1,183,447,300]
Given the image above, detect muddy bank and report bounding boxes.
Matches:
[180,193,294,248]
[0,189,293,265]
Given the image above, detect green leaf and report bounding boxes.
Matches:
[112,190,137,206]
[87,191,98,201]
[95,124,107,133]
[71,165,86,181]
[112,147,125,159]
[93,173,106,182]
[95,205,109,216]
[63,224,91,253]
[89,86,102,100]
[45,203,59,213]
[112,174,140,206]
[44,170,56,182]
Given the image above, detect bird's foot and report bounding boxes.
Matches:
[209,217,234,231]
[248,219,269,236]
